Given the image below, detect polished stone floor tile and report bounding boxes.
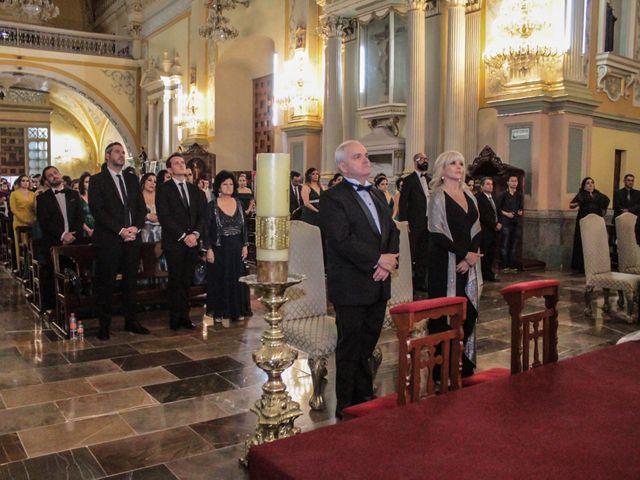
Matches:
[0,433,27,464]
[103,464,178,479]
[0,369,41,390]
[112,350,191,371]
[1,378,97,408]
[0,402,65,435]
[163,356,245,379]
[0,447,105,479]
[178,341,252,361]
[56,388,157,420]
[87,367,178,393]
[128,337,203,354]
[166,444,248,480]
[89,427,212,475]
[0,353,68,373]
[19,414,135,457]
[190,411,256,449]
[63,344,140,364]
[37,359,121,383]
[121,395,232,434]
[143,373,236,404]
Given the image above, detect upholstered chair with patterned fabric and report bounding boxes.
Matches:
[615,213,640,274]
[282,221,337,411]
[580,214,640,320]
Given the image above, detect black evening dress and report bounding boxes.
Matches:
[300,186,321,226]
[205,198,251,320]
[428,192,481,376]
[570,190,609,272]
[237,191,254,216]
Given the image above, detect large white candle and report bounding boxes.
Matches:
[256,153,290,262]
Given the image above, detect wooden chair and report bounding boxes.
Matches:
[463,279,560,387]
[342,297,467,418]
[580,214,640,321]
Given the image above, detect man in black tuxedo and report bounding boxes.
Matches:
[475,177,501,282]
[36,166,85,311]
[613,174,640,218]
[289,171,303,220]
[156,153,207,330]
[89,142,150,340]
[398,152,430,291]
[320,140,399,419]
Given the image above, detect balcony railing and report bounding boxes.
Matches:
[0,21,132,58]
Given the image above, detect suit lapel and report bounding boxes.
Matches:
[344,183,381,238]
[46,189,64,224]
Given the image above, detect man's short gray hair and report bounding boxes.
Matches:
[335,140,364,166]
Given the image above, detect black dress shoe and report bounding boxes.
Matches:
[181,319,196,330]
[125,320,150,335]
[335,409,344,420]
[97,328,110,341]
[170,318,181,331]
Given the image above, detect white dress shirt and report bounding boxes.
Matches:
[415,170,430,216]
[53,188,69,239]
[344,176,381,234]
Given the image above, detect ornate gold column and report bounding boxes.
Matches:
[147,99,157,160]
[162,90,171,158]
[320,15,346,175]
[405,0,427,169]
[444,0,465,153]
[563,0,587,84]
[464,2,481,163]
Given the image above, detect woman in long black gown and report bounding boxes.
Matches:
[570,177,609,272]
[204,170,251,322]
[427,151,482,377]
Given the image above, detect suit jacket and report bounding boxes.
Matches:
[88,165,147,247]
[156,179,206,251]
[320,181,400,306]
[289,183,302,216]
[613,187,640,217]
[398,171,430,231]
[475,191,499,232]
[36,188,84,256]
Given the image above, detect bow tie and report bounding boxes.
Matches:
[347,181,372,192]
[420,173,428,178]
[54,190,65,195]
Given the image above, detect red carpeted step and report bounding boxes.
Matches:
[342,393,398,419]
[461,367,510,387]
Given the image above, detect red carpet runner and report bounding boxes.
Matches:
[249,342,640,479]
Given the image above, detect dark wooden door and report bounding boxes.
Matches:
[253,74,274,167]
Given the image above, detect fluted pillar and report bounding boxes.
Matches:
[405,0,427,169]
[162,91,171,159]
[320,16,345,174]
[563,0,587,83]
[444,0,465,153]
[147,99,157,160]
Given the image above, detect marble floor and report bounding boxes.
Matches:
[0,267,636,479]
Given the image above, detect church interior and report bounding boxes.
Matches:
[0,0,639,478]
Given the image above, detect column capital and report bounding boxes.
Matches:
[318,15,348,40]
[407,0,428,11]
[447,0,466,7]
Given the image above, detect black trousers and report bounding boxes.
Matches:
[480,228,497,280]
[94,241,141,328]
[408,224,429,290]
[164,244,199,321]
[334,299,387,412]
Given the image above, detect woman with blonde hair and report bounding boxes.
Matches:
[427,150,482,377]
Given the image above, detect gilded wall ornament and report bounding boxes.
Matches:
[102,69,136,105]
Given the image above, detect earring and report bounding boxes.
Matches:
[441,176,444,180]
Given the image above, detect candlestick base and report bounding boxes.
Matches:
[238,273,306,467]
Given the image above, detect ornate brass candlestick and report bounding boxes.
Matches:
[239,273,305,466]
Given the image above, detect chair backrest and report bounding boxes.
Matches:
[390,297,467,405]
[615,213,640,273]
[500,279,559,374]
[580,214,611,283]
[51,244,96,280]
[384,221,413,328]
[282,221,327,319]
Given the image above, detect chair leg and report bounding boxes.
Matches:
[584,285,594,316]
[603,289,611,313]
[624,292,635,322]
[308,356,328,411]
[618,290,625,309]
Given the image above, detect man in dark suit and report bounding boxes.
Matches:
[156,152,207,330]
[289,171,303,220]
[398,152,430,291]
[89,142,150,340]
[475,177,501,282]
[613,174,640,217]
[36,166,85,312]
[320,140,400,419]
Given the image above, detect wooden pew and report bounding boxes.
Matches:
[51,242,206,337]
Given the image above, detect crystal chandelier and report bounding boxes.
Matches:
[483,0,564,83]
[0,0,60,21]
[276,48,320,119]
[199,0,249,43]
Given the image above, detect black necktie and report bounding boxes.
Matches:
[116,174,130,226]
[178,182,189,209]
[627,190,631,202]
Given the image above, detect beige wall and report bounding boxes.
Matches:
[591,126,640,200]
